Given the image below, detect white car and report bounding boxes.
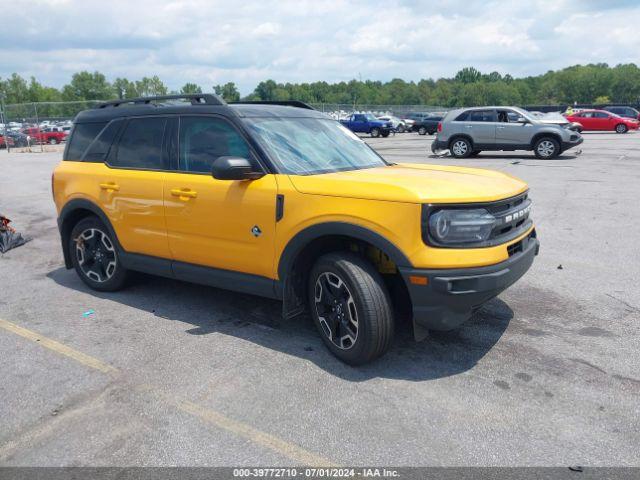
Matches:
[377,115,408,133]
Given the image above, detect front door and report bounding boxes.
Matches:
[495,109,532,145]
[163,115,278,279]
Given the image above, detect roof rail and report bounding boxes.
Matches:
[230,100,315,110]
[96,94,226,109]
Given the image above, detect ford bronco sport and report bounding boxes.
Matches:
[432,106,583,159]
[53,94,539,365]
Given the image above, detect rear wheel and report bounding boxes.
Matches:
[397,124,406,133]
[534,137,560,159]
[69,217,129,292]
[49,137,57,145]
[370,128,380,138]
[308,252,394,365]
[450,137,472,158]
[615,123,628,134]
[418,126,427,135]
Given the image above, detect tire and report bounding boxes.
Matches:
[370,128,380,138]
[449,137,472,158]
[615,123,628,134]
[308,252,394,365]
[69,216,129,292]
[418,126,427,135]
[397,124,406,133]
[381,130,390,138]
[533,136,560,159]
[49,137,57,145]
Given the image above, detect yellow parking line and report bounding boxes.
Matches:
[169,397,336,466]
[0,317,336,466]
[0,317,117,374]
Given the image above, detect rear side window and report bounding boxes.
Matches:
[454,112,469,121]
[468,110,496,122]
[82,119,124,163]
[110,117,167,170]
[179,116,251,173]
[65,122,107,160]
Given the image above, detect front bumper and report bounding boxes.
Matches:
[562,135,583,151]
[399,231,539,339]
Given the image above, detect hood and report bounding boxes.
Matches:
[289,163,528,204]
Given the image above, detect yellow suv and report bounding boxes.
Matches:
[53,94,539,365]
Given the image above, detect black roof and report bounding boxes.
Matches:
[74,95,326,123]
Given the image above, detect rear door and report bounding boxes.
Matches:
[163,115,278,279]
[466,109,497,145]
[99,116,171,259]
[592,112,612,130]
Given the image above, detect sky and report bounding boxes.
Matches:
[1,0,639,95]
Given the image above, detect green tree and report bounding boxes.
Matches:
[113,78,137,99]
[213,82,241,102]
[62,71,114,101]
[180,82,202,94]
[135,76,168,97]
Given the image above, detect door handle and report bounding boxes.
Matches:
[465,125,473,128]
[99,182,120,191]
[170,188,198,199]
[497,126,506,129]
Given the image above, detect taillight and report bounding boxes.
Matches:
[437,122,442,133]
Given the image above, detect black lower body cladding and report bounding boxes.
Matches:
[399,231,539,339]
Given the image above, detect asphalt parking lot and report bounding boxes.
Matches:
[0,132,639,467]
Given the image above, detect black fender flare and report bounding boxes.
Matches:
[530,132,562,149]
[58,199,123,268]
[277,222,412,282]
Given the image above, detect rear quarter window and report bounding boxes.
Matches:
[64,122,107,161]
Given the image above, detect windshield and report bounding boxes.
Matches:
[244,118,388,175]
[363,113,377,121]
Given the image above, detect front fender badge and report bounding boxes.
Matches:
[251,225,262,237]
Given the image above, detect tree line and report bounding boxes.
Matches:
[1,63,639,110]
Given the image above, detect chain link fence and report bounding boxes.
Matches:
[1,101,101,152]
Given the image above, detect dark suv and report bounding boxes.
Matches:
[603,106,640,120]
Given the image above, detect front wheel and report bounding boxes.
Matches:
[534,137,560,159]
[381,130,390,138]
[49,137,58,145]
[615,123,628,134]
[69,216,129,292]
[370,128,380,138]
[308,252,394,365]
[397,124,406,133]
[418,126,427,135]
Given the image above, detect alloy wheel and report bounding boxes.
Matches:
[314,272,359,350]
[536,140,556,158]
[75,228,117,283]
[452,140,468,156]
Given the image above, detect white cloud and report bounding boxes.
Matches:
[1,0,639,95]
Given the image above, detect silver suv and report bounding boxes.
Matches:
[431,106,583,159]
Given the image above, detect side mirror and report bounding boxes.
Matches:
[211,156,264,181]
[516,117,528,124]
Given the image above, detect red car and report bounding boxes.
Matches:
[0,134,15,149]
[565,109,639,134]
[22,127,68,145]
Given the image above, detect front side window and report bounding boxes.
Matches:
[111,117,166,170]
[244,117,387,175]
[593,112,609,118]
[178,116,251,173]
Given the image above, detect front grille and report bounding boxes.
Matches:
[484,192,533,245]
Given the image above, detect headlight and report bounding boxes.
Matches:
[428,208,496,245]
